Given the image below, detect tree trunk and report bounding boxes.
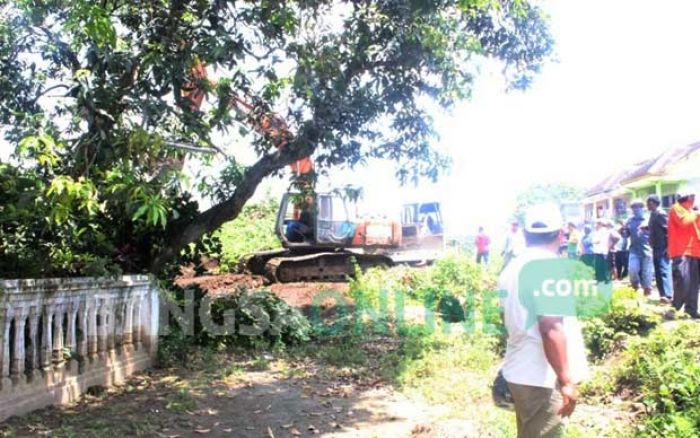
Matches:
[149,138,314,274]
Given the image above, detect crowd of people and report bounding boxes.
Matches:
[561,190,699,317]
[476,186,700,319]
[494,191,700,437]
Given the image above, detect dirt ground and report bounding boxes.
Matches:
[0,329,485,438]
[1,366,432,438]
[0,337,630,438]
[0,278,633,437]
[175,273,268,294]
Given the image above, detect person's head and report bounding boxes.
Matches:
[646,195,661,212]
[478,226,484,233]
[676,186,696,209]
[584,224,592,235]
[511,221,519,232]
[567,221,577,232]
[630,200,645,218]
[523,203,563,251]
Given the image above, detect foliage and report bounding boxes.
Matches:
[0,0,553,277]
[208,288,312,347]
[583,322,700,437]
[349,253,501,332]
[217,195,281,272]
[161,285,311,356]
[0,157,215,277]
[376,323,515,434]
[582,287,662,361]
[512,182,584,223]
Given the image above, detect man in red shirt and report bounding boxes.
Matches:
[475,226,491,265]
[668,187,700,318]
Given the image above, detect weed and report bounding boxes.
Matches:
[583,322,700,436]
[583,286,662,361]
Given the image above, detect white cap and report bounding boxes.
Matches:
[524,203,563,234]
[677,185,696,199]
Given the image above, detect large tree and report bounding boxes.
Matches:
[512,182,584,224]
[0,0,553,276]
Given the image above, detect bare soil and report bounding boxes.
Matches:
[176,273,351,317]
[0,334,468,438]
[0,277,633,437]
[175,273,267,294]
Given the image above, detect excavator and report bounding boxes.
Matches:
[239,192,445,282]
[183,60,444,282]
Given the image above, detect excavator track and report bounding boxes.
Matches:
[245,251,393,283]
[238,248,289,277]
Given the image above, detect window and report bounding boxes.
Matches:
[662,194,676,209]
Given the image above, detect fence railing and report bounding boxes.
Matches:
[0,276,159,421]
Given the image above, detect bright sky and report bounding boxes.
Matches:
[336,0,700,239]
[4,0,700,242]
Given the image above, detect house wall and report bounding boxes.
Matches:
[583,193,631,221]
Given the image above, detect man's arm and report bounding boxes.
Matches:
[648,213,657,241]
[672,206,698,226]
[539,316,577,417]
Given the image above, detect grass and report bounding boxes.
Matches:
[383,324,516,434]
[2,254,681,437]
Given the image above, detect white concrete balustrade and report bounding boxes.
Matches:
[0,276,159,421]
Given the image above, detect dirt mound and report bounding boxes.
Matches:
[175,273,266,294]
[270,282,351,308]
[175,272,352,314]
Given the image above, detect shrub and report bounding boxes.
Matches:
[159,286,311,365]
[202,288,311,347]
[583,287,662,361]
[626,323,700,436]
[217,196,281,272]
[584,322,700,437]
[425,253,492,302]
[349,253,500,329]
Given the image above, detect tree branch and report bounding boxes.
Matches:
[164,140,228,157]
[149,135,315,273]
[31,84,71,105]
[32,26,81,72]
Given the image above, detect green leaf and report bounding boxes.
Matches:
[132,204,149,221]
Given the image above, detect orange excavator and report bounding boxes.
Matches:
[183,60,443,282]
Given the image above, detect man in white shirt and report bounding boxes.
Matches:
[502,221,526,269]
[590,219,618,283]
[499,204,589,437]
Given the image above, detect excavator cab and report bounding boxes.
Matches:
[277,192,358,248]
[276,192,400,249]
[389,201,445,263]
